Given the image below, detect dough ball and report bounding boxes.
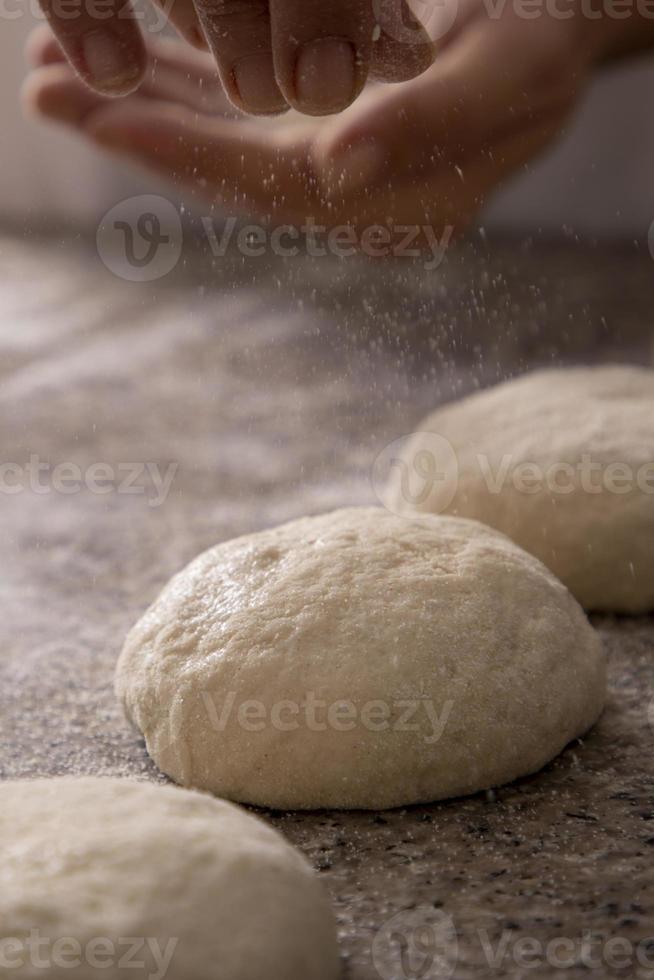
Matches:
[0,776,339,979]
[386,365,654,613]
[116,507,605,810]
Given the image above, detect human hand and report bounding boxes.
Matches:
[22,2,637,244]
[33,0,434,114]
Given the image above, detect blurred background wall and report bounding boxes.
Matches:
[1,10,652,239]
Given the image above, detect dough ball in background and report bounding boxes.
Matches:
[116,508,606,810]
[385,365,654,613]
[0,777,339,980]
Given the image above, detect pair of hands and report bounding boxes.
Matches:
[25,0,605,235]
[26,0,642,234]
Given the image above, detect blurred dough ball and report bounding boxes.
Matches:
[116,507,605,810]
[386,365,654,612]
[0,777,339,980]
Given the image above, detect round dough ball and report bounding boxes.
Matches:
[116,507,605,810]
[386,365,654,613]
[0,776,339,980]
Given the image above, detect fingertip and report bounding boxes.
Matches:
[26,24,148,98]
[86,71,144,98]
[230,51,289,116]
[46,26,147,98]
[289,37,362,116]
[78,33,146,97]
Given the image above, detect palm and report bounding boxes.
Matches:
[26,11,585,234]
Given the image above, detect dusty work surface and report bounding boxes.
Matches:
[1,230,653,980]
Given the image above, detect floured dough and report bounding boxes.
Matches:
[116,507,605,810]
[0,777,339,979]
[387,365,654,612]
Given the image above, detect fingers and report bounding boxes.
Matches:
[267,0,374,115]
[30,0,207,68]
[27,28,233,115]
[32,0,437,114]
[268,0,436,111]
[191,0,288,116]
[192,0,436,118]
[28,24,212,80]
[36,0,146,95]
[23,51,557,237]
[34,0,435,115]
[24,56,314,217]
[194,0,370,117]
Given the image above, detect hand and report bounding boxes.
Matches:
[21,3,633,244]
[33,0,434,114]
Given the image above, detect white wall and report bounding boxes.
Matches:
[484,57,654,241]
[1,11,652,239]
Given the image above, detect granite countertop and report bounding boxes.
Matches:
[0,230,653,979]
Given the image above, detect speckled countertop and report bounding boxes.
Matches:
[0,229,653,979]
